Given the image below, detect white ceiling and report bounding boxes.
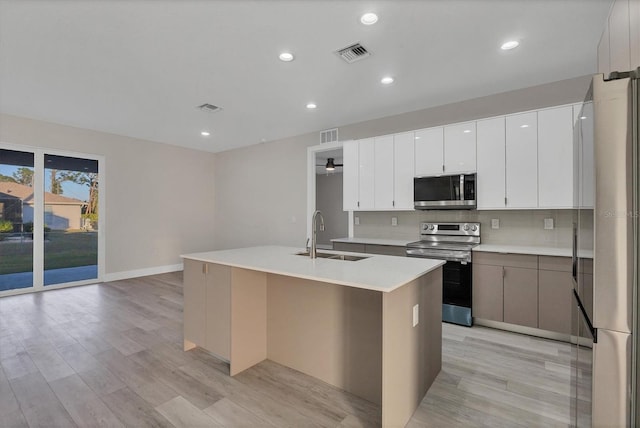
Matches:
[0,0,612,154]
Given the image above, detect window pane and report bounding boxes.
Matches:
[0,149,34,291]
[43,154,98,286]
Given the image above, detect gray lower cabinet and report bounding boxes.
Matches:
[503,266,538,328]
[332,241,405,256]
[473,253,538,328]
[473,252,583,333]
[333,242,366,253]
[472,264,504,322]
[538,256,573,335]
[183,259,231,360]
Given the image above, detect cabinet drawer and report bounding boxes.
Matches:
[332,242,366,253]
[473,252,537,269]
[539,256,572,272]
[364,244,406,256]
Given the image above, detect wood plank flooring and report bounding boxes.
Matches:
[0,272,583,427]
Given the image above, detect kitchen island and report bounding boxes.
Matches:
[181,246,444,428]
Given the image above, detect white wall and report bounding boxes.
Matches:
[0,113,216,277]
[212,133,316,250]
[213,75,592,249]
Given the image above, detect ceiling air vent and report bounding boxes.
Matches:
[197,103,222,113]
[320,128,338,144]
[336,43,371,64]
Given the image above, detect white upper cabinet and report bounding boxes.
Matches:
[393,132,415,210]
[538,106,574,208]
[342,140,359,211]
[414,127,444,176]
[374,135,395,210]
[575,102,595,208]
[476,117,506,209]
[344,103,578,212]
[342,138,375,211]
[343,133,414,211]
[444,122,476,174]
[506,112,538,208]
[358,138,375,210]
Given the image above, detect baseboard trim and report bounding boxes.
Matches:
[104,263,183,282]
[474,318,572,343]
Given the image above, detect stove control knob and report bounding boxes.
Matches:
[463,224,470,231]
[471,225,478,232]
[428,224,435,230]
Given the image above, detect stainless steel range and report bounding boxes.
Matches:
[406,222,480,327]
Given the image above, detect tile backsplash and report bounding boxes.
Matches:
[354,209,575,247]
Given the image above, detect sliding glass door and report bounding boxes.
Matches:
[0,149,35,291]
[43,154,99,286]
[0,146,103,294]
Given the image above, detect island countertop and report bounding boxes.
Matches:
[181,245,444,293]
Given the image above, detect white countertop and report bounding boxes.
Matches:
[181,246,444,293]
[331,237,416,246]
[473,244,593,259]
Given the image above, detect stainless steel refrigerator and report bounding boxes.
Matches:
[572,71,639,427]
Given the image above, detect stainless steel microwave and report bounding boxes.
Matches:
[414,173,476,210]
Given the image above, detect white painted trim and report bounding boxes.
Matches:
[104,263,183,282]
[306,140,345,241]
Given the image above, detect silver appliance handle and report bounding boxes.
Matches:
[574,289,597,342]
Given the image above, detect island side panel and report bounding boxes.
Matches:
[381,267,442,428]
[205,263,231,361]
[183,258,206,351]
[266,274,383,405]
[230,267,268,376]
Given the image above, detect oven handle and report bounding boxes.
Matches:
[405,250,471,263]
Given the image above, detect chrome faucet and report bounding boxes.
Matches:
[310,210,325,259]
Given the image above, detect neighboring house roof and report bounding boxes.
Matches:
[0,182,86,205]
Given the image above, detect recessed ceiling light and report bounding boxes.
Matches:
[360,12,378,25]
[501,40,519,50]
[381,76,394,85]
[463,130,472,133]
[279,52,294,62]
[201,131,211,136]
[520,124,529,128]
[306,103,317,109]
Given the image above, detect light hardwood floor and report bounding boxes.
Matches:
[0,272,582,427]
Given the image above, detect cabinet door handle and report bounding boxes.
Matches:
[392,200,395,207]
[504,197,507,206]
[202,264,208,275]
[357,201,360,208]
[442,164,445,172]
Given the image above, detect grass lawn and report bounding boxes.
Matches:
[0,231,97,275]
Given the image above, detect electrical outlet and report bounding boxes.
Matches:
[391,217,398,226]
[544,218,554,230]
[354,216,360,225]
[412,304,419,327]
[491,218,500,229]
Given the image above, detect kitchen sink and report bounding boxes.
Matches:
[295,251,369,261]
